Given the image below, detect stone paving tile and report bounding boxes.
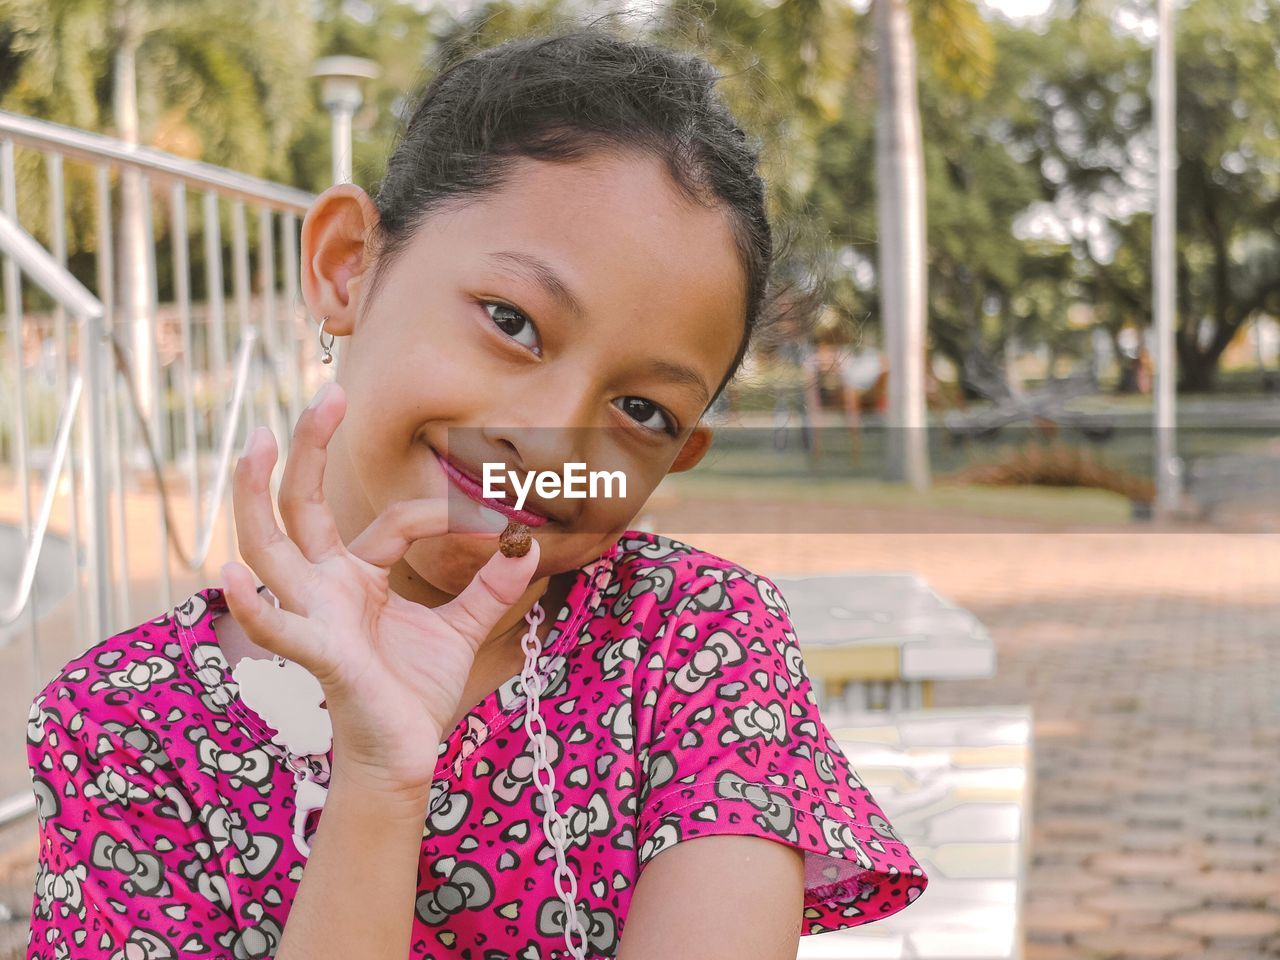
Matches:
[1170,908,1280,939]
[1089,852,1206,880]
[1175,869,1280,901]
[1073,929,1203,958]
[1025,944,1089,960]
[1079,884,1202,919]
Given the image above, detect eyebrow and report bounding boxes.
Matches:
[486,249,711,408]
[486,250,585,319]
[643,358,711,408]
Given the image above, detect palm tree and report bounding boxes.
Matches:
[875,0,992,489]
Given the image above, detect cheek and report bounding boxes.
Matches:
[571,454,666,527]
[346,322,481,429]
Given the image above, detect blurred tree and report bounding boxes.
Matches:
[1001,0,1280,391]
[0,0,316,182]
[811,9,1044,401]
[0,0,317,424]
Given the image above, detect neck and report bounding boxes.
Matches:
[386,561,572,659]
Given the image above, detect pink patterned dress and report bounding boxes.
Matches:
[26,530,928,958]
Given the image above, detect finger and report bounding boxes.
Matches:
[436,537,542,648]
[232,426,315,612]
[220,561,329,675]
[346,498,508,570]
[278,382,348,564]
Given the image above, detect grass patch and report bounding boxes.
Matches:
[663,470,1134,525]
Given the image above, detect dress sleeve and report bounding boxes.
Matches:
[25,693,244,959]
[633,567,930,935]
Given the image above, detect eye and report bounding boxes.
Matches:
[483,302,541,354]
[614,397,679,437]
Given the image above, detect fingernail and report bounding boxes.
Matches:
[307,382,333,410]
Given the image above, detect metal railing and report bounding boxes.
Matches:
[0,109,322,825]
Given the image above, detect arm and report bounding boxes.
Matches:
[275,767,433,959]
[222,389,543,956]
[26,702,243,959]
[617,835,805,960]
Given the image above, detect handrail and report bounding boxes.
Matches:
[104,323,266,570]
[0,211,104,631]
[0,372,82,629]
[0,110,315,212]
[0,207,103,320]
[0,113,318,829]
[0,211,283,628]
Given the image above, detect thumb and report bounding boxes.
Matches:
[437,537,542,647]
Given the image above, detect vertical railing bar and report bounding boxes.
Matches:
[257,205,287,468]
[1,136,40,668]
[172,181,200,576]
[281,211,303,426]
[80,295,111,649]
[140,174,163,463]
[231,199,258,526]
[202,190,235,567]
[97,163,126,630]
[140,174,172,614]
[46,148,79,682]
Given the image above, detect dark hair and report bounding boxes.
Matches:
[367,27,794,412]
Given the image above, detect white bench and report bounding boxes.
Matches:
[798,705,1035,960]
[769,572,997,712]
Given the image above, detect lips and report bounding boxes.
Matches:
[433,448,553,526]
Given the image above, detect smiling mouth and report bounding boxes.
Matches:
[432,448,553,526]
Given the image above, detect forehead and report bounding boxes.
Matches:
[418,150,748,347]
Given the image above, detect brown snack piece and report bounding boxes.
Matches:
[499,520,532,558]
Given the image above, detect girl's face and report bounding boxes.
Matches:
[300,149,746,599]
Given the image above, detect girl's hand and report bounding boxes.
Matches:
[220,381,538,801]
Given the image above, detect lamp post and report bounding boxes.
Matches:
[310,55,380,185]
[1152,0,1181,517]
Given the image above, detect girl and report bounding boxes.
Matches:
[25,29,928,960]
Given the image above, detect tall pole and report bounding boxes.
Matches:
[329,107,354,185]
[311,56,381,186]
[875,0,931,491]
[1153,0,1180,516]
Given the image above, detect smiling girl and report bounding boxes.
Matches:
[26,29,928,960]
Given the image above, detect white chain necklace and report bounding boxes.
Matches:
[518,598,590,959]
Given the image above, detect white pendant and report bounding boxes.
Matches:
[231,656,333,758]
[292,776,329,858]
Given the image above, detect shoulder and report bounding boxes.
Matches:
[608,529,792,626]
[608,532,804,704]
[30,585,229,756]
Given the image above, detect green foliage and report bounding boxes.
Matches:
[995,0,1280,390]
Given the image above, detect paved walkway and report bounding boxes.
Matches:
[2,491,1277,958]
[680,520,1280,960]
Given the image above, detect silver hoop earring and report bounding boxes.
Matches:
[318,316,335,365]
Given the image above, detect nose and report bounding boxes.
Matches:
[480,376,598,486]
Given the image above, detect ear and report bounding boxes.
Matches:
[299,182,383,337]
[668,424,714,474]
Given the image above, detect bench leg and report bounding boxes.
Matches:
[905,682,924,711]
[842,682,869,714]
